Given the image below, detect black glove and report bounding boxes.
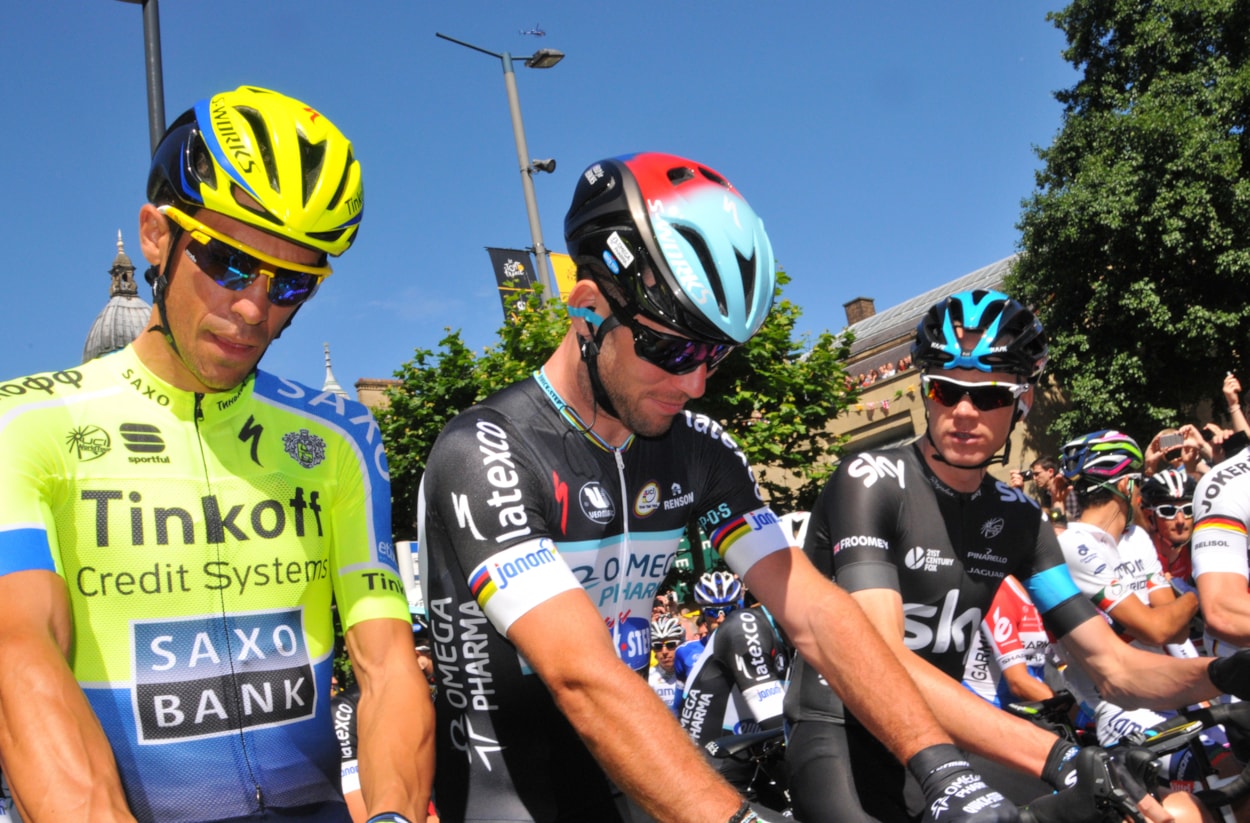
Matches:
[1022,747,1146,823]
[1039,739,1080,791]
[1208,649,1250,699]
[909,744,1020,822]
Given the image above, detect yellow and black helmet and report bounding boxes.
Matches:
[147,86,363,257]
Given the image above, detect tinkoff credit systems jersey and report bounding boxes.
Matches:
[0,345,410,822]
[418,370,791,822]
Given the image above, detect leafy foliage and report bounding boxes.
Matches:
[377,272,854,538]
[1008,0,1250,443]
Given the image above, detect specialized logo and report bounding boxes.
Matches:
[634,481,661,518]
[121,423,164,453]
[66,425,111,461]
[449,714,502,770]
[283,429,326,469]
[980,518,1005,539]
[239,416,264,467]
[579,482,616,523]
[131,608,313,742]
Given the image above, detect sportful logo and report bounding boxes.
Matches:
[283,429,326,469]
[66,425,111,461]
[120,423,170,464]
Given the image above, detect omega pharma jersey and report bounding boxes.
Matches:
[785,443,1095,726]
[417,370,791,822]
[0,345,409,822]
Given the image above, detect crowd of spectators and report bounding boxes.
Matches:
[853,354,913,388]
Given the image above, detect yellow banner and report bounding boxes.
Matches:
[549,253,577,302]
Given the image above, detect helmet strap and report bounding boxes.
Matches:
[143,222,186,358]
[570,305,624,421]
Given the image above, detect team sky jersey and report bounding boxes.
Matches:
[1193,447,1250,656]
[0,346,409,822]
[417,370,790,822]
[785,443,1095,726]
[678,608,786,746]
[963,576,1049,708]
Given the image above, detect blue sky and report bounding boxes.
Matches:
[0,1,1077,392]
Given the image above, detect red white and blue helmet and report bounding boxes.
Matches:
[911,290,1048,383]
[650,614,685,643]
[564,152,775,345]
[693,570,742,608]
[1060,430,1144,488]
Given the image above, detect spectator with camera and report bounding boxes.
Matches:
[1146,425,1215,478]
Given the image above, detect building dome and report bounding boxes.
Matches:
[83,231,152,362]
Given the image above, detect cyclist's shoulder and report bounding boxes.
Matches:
[1195,451,1250,520]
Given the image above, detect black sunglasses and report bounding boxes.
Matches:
[611,309,734,375]
[921,375,1028,412]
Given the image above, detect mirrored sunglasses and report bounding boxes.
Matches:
[701,607,730,620]
[1152,503,1193,519]
[651,640,680,651]
[613,309,734,375]
[921,375,1029,412]
[162,206,330,307]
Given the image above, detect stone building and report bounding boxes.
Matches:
[83,232,152,362]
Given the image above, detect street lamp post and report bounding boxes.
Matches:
[115,0,167,153]
[436,32,563,302]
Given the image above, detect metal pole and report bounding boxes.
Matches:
[140,0,167,152]
[500,53,555,302]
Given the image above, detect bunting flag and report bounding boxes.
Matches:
[486,247,538,318]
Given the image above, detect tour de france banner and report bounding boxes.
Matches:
[486,247,538,317]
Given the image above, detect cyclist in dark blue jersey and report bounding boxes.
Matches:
[785,289,1250,823]
[419,153,1014,823]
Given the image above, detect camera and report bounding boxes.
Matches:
[1020,469,1034,480]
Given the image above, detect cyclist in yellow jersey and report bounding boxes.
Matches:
[0,87,432,823]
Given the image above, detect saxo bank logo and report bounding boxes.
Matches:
[131,608,314,743]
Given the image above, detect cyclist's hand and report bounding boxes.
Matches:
[1023,747,1152,823]
[1207,649,1250,700]
[909,743,1019,822]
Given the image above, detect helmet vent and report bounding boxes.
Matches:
[696,166,729,188]
[737,250,757,317]
[298,134,327,207]
[324,147,353,212]
[235,106,281,194]
[666,165,696,186]
[676,225,728,315]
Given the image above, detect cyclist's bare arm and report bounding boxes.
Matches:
[0,570,135,821]
[507,587,743,823]
[347,616,435,821]
[1107,591,1198,647]
[1001,661,1055,703]
[1059,616,1220,709]
[743,548,950,764]
[1196,572,1250,648]
[850,586,1059,775]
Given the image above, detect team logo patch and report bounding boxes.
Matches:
[121,422,165,453]
[283,429,326,469]
[980,517,1005,539]
[66,425,111,461]
[579,482,616,523]
[634,481,661,517]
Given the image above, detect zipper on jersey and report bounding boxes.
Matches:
[193,392,265,812]
[611,447,629,655]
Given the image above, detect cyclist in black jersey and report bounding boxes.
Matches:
[784,289,1250,823]
[0,88,432,823]
[419,153,1015,823]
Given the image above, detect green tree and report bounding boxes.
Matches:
[1008,0,1250,443]
[377,272,854,539]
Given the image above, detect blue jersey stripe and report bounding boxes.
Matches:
[1024,564,1081,613]
[0,527,56,575]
